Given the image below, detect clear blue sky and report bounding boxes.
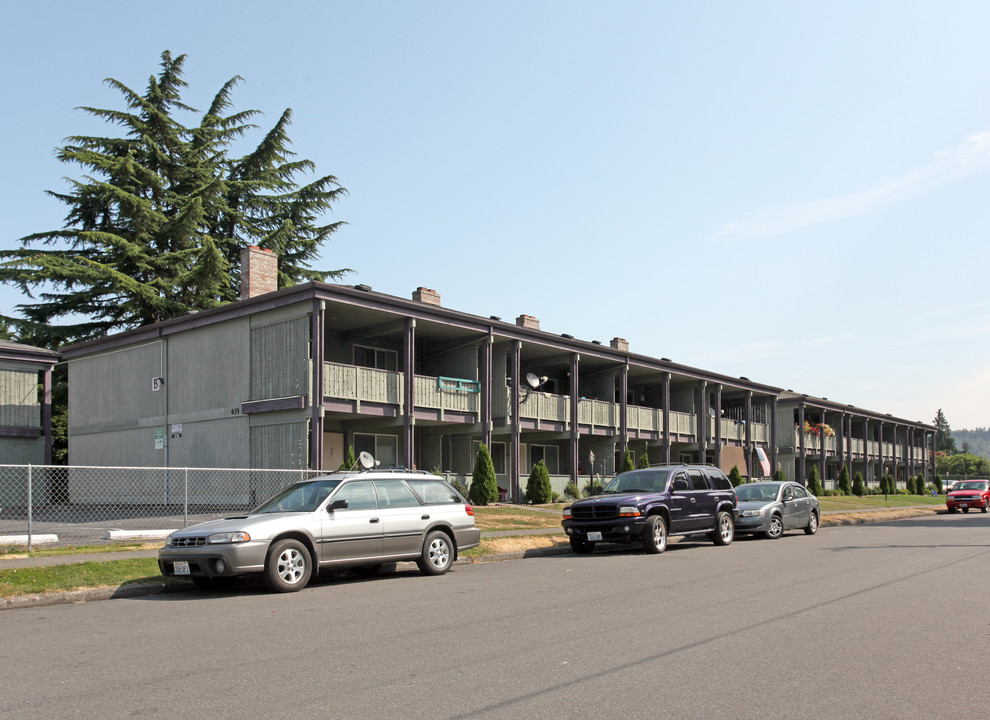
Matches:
[3,2,989,430]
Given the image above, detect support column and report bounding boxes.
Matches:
[403,318,416,469]
[570,353,580,486]
[480,332,493,449]
[696,381,707,464]
[509,341,522,503]
[42,366,53,466]
[798,402,807,485]
[713,384,722,468]
[619,362,629,459]
[770,396,778,475]
[863,419,871,484]
[662,372,671,465]
[309,301,325,470]
[744,391,753,470]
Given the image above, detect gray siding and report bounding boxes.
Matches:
[0,366,39,428]
[69,342,163,433]
[250,419,309,470]
[70,427,162,468]
[420,345,479,382]
[165,416,250,468]
[168,320,250,416]
[0,436,45,465]
[250,317,310,401]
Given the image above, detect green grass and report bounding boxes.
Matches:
[818,494,945,511]
[472,506,563,531]
[0,558,177,597]
[0,542,158,559]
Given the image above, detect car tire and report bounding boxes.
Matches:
[569,535,596,554]
[642,515,667,554]
[962,507,970,514]
[764,514,783,540]
[947,506,957,514]
[804,511,819,535]
[417,530,453,575]
[983,501,989,514]
[711,510,734,546]
[263,539,312,593]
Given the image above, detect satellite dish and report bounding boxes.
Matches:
[357,451,377,470]
[526,373,548,389]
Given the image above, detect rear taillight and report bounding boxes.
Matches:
[464,504,475,516]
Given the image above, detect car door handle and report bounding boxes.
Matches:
[689,498,696,503]
[421,514,430,520]
[369,518,380,524]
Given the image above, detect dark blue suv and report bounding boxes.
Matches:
[561,465,738,554]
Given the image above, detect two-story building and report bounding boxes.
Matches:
[0,339,58,467]
[60,247,802,501]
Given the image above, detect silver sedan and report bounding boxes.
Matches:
[733,481,820,539]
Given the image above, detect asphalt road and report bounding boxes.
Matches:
[2,513,988,720]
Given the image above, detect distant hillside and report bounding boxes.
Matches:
[953,428,990,460]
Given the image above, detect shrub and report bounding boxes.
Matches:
[837,466,851,495]
[620,448,635,474]
[772,468,785,483]
[469,443,499,506]
[852,472,865,497]
[551,491,562,503]
[934,474,943,494]
[451,478,469,498]
[338,445,356,471]
[524,459,553,504]
[563,482,580,500]
[728,465,743,487]
[807,465,822,496]
[916,473,925,496]
[637,445,651,469]
[582,478,604,497]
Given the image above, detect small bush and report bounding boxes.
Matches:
[524,459,553,504]
[852,472,865,497]
[637,445,651,469]
[451,478,469,498]
[807,465,822,496]
[564,482,580,500]
[728,465,743,487]
[837,466,851,496]
[620,448,635,474]
[469,443,499,506]
[772,468,785,483]
[551,491,561,503]
[338,445,356,471]
[583,478,604,497]
[934,474,943,494]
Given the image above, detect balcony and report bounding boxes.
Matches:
[323,363,479,417]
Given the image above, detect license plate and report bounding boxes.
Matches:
[587,531,602,541]
[173,560,190,575]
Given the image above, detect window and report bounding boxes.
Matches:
[408,479,462,504]
[372,480,421,508]
[706,469,732,491]
[689,470,710,490]
[671,472,689,492]
[333,481,378,510]
[354,433,399,468]
[792,485,809,499]
[354,345,398,371]
[530,445,559,474]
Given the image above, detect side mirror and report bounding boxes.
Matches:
[328,499,348,512]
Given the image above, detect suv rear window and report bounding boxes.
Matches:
[706,470,732,490]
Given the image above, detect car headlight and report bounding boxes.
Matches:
[164,533,174,546]
[741,509,765,517]
[618,506,642,517]
[562,506,572,521]
[207,531,251,544]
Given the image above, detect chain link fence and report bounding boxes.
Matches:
[0,465,324,549]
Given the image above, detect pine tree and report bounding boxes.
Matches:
[772,468,785,483]
[807,464,822,496]
[338,445,356,471]
[728,465,743,487]
[838,465,851,495]
[637,444,651,469]
[0,51,349,346]
[470,443,499,506]
[852,471,865,497]
[933,409,957,455]
[524,459,552,504]
[620,447,635,473]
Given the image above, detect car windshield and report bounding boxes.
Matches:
[252,480,341,513]
[735,484,779,502]
[602,469,671,494]
[954,481,987,491]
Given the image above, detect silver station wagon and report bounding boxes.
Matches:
[158,465,481,593]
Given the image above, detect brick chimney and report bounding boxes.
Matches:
[412,287,441,306]
[610,337,629,352]
[240,246,278,299]
[516,314,540,330]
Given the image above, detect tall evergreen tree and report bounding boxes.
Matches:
[620,447,635,473]
[637,444,651,469]
[469,443,499,506]
[933,409,957,455]
[0,51,349,346]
